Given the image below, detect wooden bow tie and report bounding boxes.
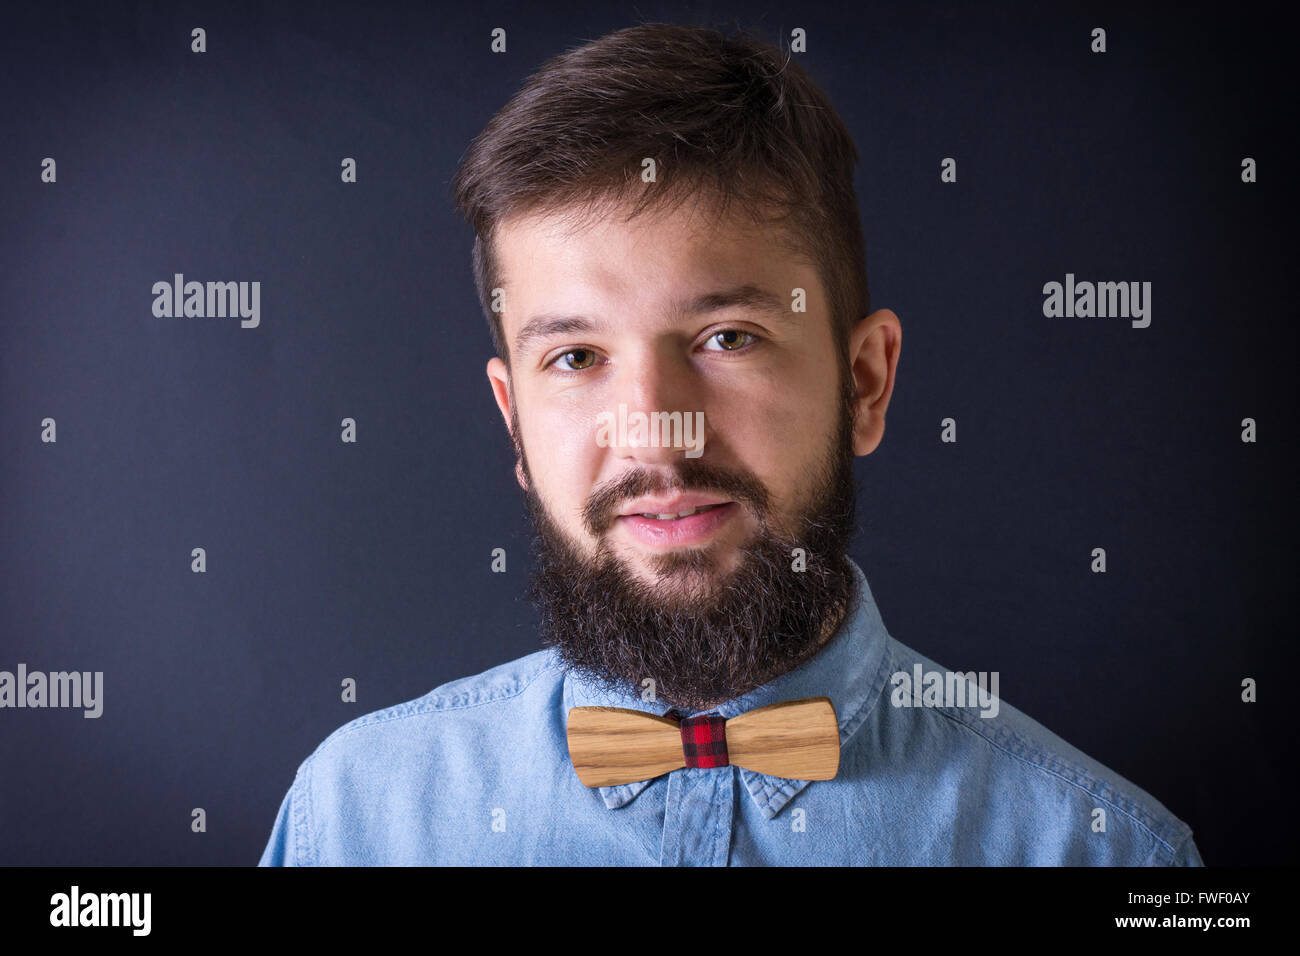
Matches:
[566,697,840,788]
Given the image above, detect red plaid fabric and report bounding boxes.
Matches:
[671,711,730,769]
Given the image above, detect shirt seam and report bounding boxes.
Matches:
[1165,829,1199,865]
[294,753,316,867]
[1143,832,1174,866]
[884,645,1189,857]
[936,709,1184,856]
[292,654,563,864]
[313,654,564,751]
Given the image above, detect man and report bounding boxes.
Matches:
[258,22,1202,865]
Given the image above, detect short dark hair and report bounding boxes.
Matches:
[451,21,869,367]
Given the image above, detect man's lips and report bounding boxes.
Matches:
[614,500,739,547]
[617,493,732,519]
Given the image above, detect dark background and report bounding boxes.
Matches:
[1,0,1294,866]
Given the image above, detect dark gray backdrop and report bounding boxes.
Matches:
[1,0,1294,866]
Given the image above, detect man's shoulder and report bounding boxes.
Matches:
[304,648,564,769]
[262,649,571,865]
[878,635,1200,864]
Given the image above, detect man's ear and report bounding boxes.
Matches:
[846,309,902,456]
[486,356,529,491]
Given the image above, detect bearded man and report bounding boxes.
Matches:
[259,22,1201,867]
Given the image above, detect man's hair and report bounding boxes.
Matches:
[450,21,869,366]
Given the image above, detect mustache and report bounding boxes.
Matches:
[582,458,772,537]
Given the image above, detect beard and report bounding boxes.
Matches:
[514,374,860,713]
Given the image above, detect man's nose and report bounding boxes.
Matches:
[608,347,706,463]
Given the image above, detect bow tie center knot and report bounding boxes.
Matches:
[671,711,730,769]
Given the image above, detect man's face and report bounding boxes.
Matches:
[482,196,900,710]
[488,198,847,596]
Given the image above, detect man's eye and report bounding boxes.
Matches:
[705,329,755,351]
[554,348,598,371]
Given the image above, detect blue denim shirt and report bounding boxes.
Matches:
[258,561,1203,865]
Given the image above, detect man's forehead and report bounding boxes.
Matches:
[492,200,815,338]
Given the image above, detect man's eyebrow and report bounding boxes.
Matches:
[681,284,791,319]
[514,315,606,356]
[513,284,794,355]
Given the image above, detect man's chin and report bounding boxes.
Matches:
[615,538,750,595]
[626,562,730,609]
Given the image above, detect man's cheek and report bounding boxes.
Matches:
[531,417,599,495]
[724,401,809,466]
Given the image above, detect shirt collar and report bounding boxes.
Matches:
[560,558,891,819]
